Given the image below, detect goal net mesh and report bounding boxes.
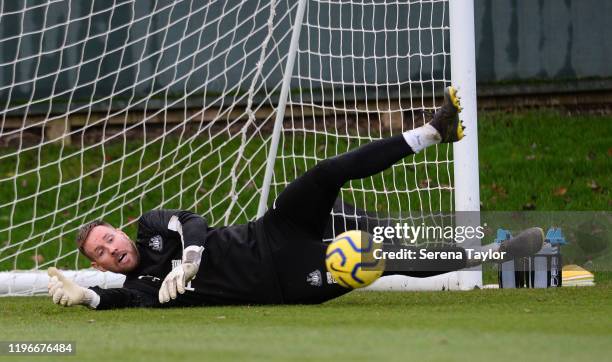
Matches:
[0,0,453,294]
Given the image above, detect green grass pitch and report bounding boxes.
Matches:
[1,284,611,361]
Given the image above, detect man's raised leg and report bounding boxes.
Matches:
[265,86,465,242]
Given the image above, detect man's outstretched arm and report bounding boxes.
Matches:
[137,209,208,250]
[137,210,207,304]
[47,268,158,310]
[88,286,158,310]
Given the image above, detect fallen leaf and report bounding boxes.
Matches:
[21,180,28,187]
[553,187,567,196]
[587,180,601,191]
[525,155,536,160]
[522,202,536,210]
[419,179,432,188]
[31,254,45,263]
[586,151,596,161]
[608,148,612,157]
[491,183,508,197]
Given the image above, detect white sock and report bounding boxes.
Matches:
[402,124,441,153]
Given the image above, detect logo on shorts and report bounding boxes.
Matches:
[149,235,163,251]
[306,269,322,287]
[326,272,337,284]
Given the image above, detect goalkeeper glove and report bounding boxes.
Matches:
[159,245,204,304]
[47,267,100,308]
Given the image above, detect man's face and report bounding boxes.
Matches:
[83,225,139,273]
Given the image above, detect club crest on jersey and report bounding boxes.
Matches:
[306,269,322,287]
[149,235,163,251]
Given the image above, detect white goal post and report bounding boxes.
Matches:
[0,0,479,295]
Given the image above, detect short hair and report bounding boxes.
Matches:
[76,220,112,259]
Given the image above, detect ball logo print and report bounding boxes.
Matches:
[325,230,384,289]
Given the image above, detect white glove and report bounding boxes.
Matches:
[47,267,100,308]
[158,262,198,303]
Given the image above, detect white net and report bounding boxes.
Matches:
[276,0,453,240]
[0,0,458,294]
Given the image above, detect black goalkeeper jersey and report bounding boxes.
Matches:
[89,209,283,309]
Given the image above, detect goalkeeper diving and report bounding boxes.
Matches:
[48,87,544,309]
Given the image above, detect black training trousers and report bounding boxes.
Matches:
[261,135,468,304]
